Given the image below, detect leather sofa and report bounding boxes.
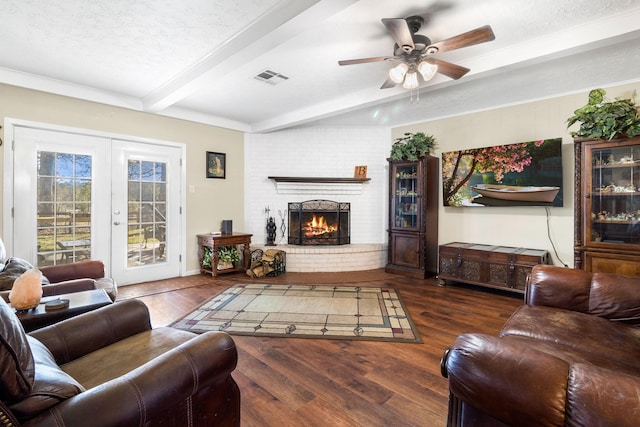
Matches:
[0,297,240,426]
[441,264,640,427]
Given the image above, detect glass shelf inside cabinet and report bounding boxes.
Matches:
[590,144,640,245]
[394,164,418,229]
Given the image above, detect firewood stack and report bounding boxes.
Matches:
[246,248,286,278]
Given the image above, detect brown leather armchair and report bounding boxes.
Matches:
[441,265,640,427]
[0,297,240,426]
[0,259,117,303]
[0,238,116,302]
[40,260,117,301]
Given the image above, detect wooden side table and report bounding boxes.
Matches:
[16,289,113,332]
[197,233,252,277]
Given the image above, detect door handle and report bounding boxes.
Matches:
[113,221,121,225]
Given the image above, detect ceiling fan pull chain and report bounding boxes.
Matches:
[410,88,420,104]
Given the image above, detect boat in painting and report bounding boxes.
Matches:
[471,184,560,203]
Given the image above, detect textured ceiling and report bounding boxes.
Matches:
[1,0,640,133]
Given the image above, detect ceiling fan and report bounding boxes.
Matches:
[338,15,495,90]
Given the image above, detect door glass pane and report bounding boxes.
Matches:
[127,160,167,266]
[36,151,92,266]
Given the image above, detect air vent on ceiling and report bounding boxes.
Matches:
[254,69,290,85]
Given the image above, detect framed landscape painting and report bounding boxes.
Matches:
[441,138,563,207]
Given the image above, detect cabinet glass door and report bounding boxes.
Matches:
[588,142,640,246]
[392,163,420,230]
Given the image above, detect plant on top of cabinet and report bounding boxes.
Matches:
[390,132,438,161]
[566,88,640,140]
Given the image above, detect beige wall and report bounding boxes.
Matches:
[0,83,244,273]
[392,82,640,268]
[4,81,639,273]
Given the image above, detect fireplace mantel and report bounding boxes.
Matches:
[268,176,370,183]
[268,176,370,195]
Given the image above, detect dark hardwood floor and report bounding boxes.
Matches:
[118,269,522,427]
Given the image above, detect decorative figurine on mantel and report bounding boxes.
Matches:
[266,217,277,246]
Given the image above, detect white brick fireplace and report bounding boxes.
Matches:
[244,127,391,272]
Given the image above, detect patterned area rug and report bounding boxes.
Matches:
[170,284,421,343]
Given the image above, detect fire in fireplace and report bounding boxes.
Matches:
[288,200,350,245]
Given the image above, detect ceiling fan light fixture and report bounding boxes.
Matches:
[402,71,419,89]
[388,62,409,83]
[417,61,438,81]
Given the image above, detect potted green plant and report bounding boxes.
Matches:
[566,88,640,140]
[216,245,240,270]
[202,245,241,270]
[390,132,438,161]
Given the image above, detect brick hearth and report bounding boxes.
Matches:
[251,243,387,272]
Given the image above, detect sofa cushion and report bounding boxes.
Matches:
[500,334,640,378]
[0,297,34,401]
[8,337,84,421]
[0,258,49,291]
[62,327,196,389]
[501,305,640,370]
[590,272,640,325]
[526,265,592,312]
[566,364,640,427]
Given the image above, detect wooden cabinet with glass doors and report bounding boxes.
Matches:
[574,136,640,275]
[386,156,439,278]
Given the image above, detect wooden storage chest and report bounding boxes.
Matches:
[438,242,549,294]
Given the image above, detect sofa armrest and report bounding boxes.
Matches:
[443,333,569,427]
[39,260,105,283]
[23,331,238,427]
[41,279,96,297]
[29,300,151,364]
[525,264,592,312]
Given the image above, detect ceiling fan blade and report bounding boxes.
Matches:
[338,56,397,66]
[380,78,397,89]
[428,25,495,53]
[431,58,470,80]
[382,18,415,53]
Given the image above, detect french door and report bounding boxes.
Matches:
[111,139,182,284]
[10,124,183,285]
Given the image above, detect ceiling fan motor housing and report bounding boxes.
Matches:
[394,34,432,57]
[400,16,427,53]
[406,15,424,33]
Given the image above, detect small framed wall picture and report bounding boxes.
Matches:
[354,165,368,179]
[206,151,226,179]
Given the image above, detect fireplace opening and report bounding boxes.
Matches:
[288,199,350,245]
